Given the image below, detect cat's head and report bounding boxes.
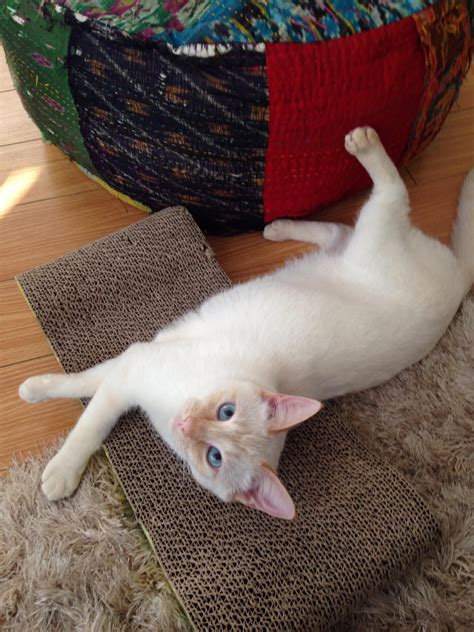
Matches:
[170,382,322,520]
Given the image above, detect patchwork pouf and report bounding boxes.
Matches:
[1,0,471,233]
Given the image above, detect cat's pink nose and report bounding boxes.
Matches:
[176,416,193,437]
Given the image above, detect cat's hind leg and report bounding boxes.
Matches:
[264,219,353,251]
[19,357,118,403]
[345,127,404,191]
[344,126,410,243]
[345,127,468,304]
[264,127,405,254]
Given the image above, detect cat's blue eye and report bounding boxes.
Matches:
[207,446,222,468]
[217,402,236,421]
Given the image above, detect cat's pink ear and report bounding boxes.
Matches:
[263,392,323,432]
[234,464,295,520]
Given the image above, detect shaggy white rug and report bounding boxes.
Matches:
[1,295,473,631]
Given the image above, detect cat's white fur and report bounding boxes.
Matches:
[19,127,474,518]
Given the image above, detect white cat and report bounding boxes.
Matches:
[19,127,474,520]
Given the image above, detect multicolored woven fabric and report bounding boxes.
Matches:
[0,0,471,234]
[59,0,436,44]
[1,0,93,170]
[67,20,268,231]
[403,0,472,162]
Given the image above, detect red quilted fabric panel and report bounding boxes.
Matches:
[263,17,426,222]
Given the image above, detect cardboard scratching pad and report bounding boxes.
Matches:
[17,208,440,630]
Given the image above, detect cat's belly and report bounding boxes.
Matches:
[268,286,462,401]
[201,267,465,400]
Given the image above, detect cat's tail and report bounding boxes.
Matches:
[451,168,474,290]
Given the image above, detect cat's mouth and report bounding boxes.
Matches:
[171,416,190,447]
[172,416,187,434]
[171,416,182,434]
[169,418,187,455]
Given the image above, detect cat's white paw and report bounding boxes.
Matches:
[41,452,84,501]
[345,126,380,156]
[19,375,54,403]
[263,220,293,242]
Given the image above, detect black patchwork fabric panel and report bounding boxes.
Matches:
[67,16,268,234]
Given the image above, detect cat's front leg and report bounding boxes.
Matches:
[19,357,119,402]
[41,377,130,500]
[41,450,87,501]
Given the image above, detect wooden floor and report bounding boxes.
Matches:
[1,47,473,472]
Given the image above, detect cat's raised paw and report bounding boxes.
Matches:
[263,220,294,242]
[345,126,380,156]
[19,375,54,403]
[41,453,84,501]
